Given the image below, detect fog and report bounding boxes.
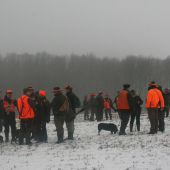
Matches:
[0,0,170,58]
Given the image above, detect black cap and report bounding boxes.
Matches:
[65,86,72,90]
[123,84,130,89]
[53,87,61,93]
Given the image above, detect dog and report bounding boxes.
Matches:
[98,123,118,135]
[0,135,3,143]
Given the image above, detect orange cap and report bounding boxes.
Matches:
[6,90,13,94]
[99,91,102,94]
[39,90,45,96]
[91,93,95,96]
[105,93,109,96]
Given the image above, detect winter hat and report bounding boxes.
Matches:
[84,95,88,98]
[99,91,102,94]
[53,87,61,92]
[6,90,13,94]
[123,84,130,89]
[105,93,109,96]
[91,93,95,96]
[39,90,45,96]
[164,88,169,92]
[149,81,156,86]
[130,90,136,96]
[28,87,34,91]
[65,86,72,90]
[23,88,31,94]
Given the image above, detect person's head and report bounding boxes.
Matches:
[53,87,61,95]
[65,86,72,93]
[28,87,34,94]
[164,88,169,94]
[84,95,88,99]
[6,90,13,99]
[23,88,31,96]
[130,90,136,97]
[99,91,102,96]
[123,84,130,90]
[105,94,109,98]
[91,93,95,98]
[148,81,156,88]
[39,90,45,98]
[156,85,162,92]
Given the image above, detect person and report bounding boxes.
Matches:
[117,84,134,135]
[88,93,98,121]
[18,88,36,145]
[164,89,170,117]
[130,90,143,132]
[96,91,104,121]
[48,87,69,143]
[146,82,164,134]
[83,95,89,120]
[157,86,168,132]
[104,94,114,120]
[65,86,77,140]
[0,90,3,133]
[2,90,17,142]
[28,87,37,140]
[35,90,50,143]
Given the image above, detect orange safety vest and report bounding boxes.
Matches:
[117,90,130,109]
[2,98,15,112]
[104,98,111,109]
[17,94,35,119]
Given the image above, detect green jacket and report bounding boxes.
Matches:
[88,97,98,110]
[96,95,104,108]
[49,92,67,112]
[83,99,89,110]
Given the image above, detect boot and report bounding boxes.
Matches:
[137,124,140,131]
[130,124,133,132]
[119,131,127,135]
[26,132,32,145]
[19,132,24,145]
[68,132,73,140]
[56,134,63,144]
[5,132,9,142]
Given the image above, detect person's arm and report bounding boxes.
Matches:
[138,96,143,105]
[45,100,51,123]
[146,91,152,108]
[27,98,36,109]
[127,92,135,110]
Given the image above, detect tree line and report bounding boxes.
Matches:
[0,52,170,110]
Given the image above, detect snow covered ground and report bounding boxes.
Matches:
[1,112,170,170]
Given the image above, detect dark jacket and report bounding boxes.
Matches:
[133,95,143,111]
[49,92,67,112]
[66,91,76,113]
[83,99,89,110]
[35,96,51,123]
[96,95,104,109]
[88,97,98,110]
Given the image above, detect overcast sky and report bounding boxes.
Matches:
[0,0,170,59]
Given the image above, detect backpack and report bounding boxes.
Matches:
[74,95,81,108]
[54,95,69,116]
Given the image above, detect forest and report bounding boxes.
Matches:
[0,52,170,109]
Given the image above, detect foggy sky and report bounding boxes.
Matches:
[0,0,170,59]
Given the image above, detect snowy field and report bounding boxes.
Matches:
[1,112,170,170]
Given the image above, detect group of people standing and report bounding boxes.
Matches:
[0,81,169,145]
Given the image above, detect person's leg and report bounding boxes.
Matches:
[25,118,32,145]
[66,120,75,140]
[105,109,108,120]
[120,112,131,134]
[42,123,47,142]
[155,108,158,133]
[109,108,112,120]
[10,113,16,141]
[55,116,65,143]
[4,115,10,142]
[147,108,156,133]
[136,109,141,131]
[90,110,94,121]
[130,113,135,132]
[19,119,25,145]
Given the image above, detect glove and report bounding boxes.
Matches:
[46,118,50,123]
